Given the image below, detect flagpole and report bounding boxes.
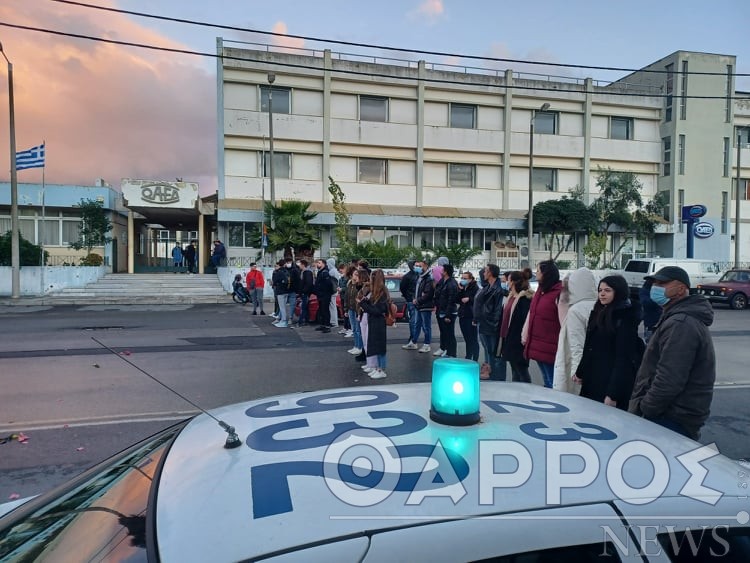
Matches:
[1,43,20,298]
[40,144,46,296]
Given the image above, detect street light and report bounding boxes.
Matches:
[267,73,276,218]
[0,41,19,298]
[527,102,550,270]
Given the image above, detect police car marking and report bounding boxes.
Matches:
[483,399,569,414]
[245,390,398,418]
[246,410,428,452]
[519,421,618,442]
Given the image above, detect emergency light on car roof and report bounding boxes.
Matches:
[429,357,480,426]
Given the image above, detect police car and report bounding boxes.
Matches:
[1,358,748,561]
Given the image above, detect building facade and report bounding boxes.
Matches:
[216,41,750,269]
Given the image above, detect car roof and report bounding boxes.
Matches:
[155,383,740,562]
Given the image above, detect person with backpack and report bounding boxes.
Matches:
[271,259,293,328]
[296,259,314,326]
[574,274,642,410]
[288,259,303,325]
[313,258,334,333]
[399,260,419,350]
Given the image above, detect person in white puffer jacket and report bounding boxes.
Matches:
[553,267,598,394]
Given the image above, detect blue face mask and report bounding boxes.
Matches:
[501,282,509,291]
[649,285,670,306]
[414,266,423,275]
[459,279,469,287]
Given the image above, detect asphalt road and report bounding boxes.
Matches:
[0,303,748,501]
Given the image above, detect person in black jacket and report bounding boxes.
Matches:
[473,264,505,379]
[296,259,314,327]
[499,269,534,382]
[400,260,420,349]
[271,259,292,328]
[435,264,459,357]
[413,260,436,353]
[457,271,480,361]
[575,275,641,410]
[313,258,334,333]
[639,279,662,343]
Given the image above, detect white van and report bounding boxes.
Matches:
[619,258,722,291]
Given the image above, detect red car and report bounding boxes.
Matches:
[696,269,750,310]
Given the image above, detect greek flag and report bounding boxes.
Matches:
[15,143,45,170]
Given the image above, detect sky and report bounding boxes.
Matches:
[0,0,748,195]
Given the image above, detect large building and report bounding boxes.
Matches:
[216,41,750,269]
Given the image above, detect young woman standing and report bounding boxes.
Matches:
[358,269,390,379]
[523,260,562,388]
[457,271,480,361]
[498,269,534,382]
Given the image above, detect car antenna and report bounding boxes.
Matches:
[90,337,242,449]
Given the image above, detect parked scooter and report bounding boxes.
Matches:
[232,274,251,304]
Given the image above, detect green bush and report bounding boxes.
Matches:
[0,231,49,266]
[80,253,104,266]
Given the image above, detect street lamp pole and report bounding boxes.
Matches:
[736,132,742,266]
[267,73,276,230]
[527,102,550,270]
[1,42,19,298]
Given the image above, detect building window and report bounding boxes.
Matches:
[358,158,387,183]
[531,168,557,191]
[733,178,750,201]
[723,137,730,177]
[448,163,475,188]
[725,65,733,123]
[722,191,728,234]
[260,86,291,114]
[359,96,388,122]
[678,189,685,233]
[678,134,686,175]
[659,189,671,221]
[680,60,688,120]
[535,111,558,135]
[610,116,633,140]
[62,220,82,245]
[262,152,291,179]
[449,103,476,129]
[736,126,750,146]
[665,63,674,122]
[662,137,671,176]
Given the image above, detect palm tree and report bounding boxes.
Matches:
[263,200,321,260]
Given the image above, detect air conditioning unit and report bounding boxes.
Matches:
[519,246,529,258]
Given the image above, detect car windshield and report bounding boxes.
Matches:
[385,278,400,294]
[0,425,181,561]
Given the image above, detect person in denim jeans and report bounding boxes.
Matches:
[412,260,435,353]
[473,264,505,379]
[399,261,420,350]
[346,268,364,355]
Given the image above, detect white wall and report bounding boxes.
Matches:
[0,266,107,297]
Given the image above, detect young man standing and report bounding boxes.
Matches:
[297,259,314,326]
[400,260,419,350]
[313,258,334,333]
[271,259,292,328]
[246,263,265,315]
[412,260,435,353]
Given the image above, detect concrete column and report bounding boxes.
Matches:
[322,50,332,202]
[416,60,425,207]
[198,213,205,274]
[582,78,593,204]
[127,210,134,273]
[502,69,514,211]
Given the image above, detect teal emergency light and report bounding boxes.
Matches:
[429,358,480,426]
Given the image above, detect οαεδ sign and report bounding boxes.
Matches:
[681,204,707,222]
[694,222,715,238]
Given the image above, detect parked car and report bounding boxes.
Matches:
[384,275,408,321]
[619,258,721,294]
[696,269,750,310]
[2,382,748,561]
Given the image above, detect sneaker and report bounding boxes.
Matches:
[315,326,325,331]
[270,314,279,320]
[361,365,374,372]
[272,320,281,326]
[402,342,418,350]
[433,348,445,356]
[275,322,288,328]
[260,311,266,315]
[369,369,387,379]
[440,350,448,357]
[252,311,257,315]
[344,330,353,338]
[348,347,363,355]
[354,352,366,362]
[419,344,432,353]
[338,328,348,334]
[321,327,331,333]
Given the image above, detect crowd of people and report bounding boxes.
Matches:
[237,257,716,440]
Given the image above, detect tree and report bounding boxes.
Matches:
[69,199,113,255]
[327,176,353,255]
[253,200,321,260]
[337,240,414,268]
[0,231,49,266]
[589,168,666,267]
[430,242,483,272]
[533,197,597,260]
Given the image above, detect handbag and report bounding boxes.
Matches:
[385,302,397,326]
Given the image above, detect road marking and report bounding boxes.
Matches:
[0,410,200,433]
[715,382,750,389]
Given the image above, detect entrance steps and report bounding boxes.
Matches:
[46,273,231,305]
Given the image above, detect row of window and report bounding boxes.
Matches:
[0,216,81,246]
[662,128,750,178]
[258,85,635,139]
[260,151,557,189]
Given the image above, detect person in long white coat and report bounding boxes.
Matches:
[553,267,598,394]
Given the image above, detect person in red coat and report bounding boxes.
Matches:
[523,260,562,388]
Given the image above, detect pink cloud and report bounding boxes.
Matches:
[270,21,305,53]
[0,1,217,194]
[410,0,444,23]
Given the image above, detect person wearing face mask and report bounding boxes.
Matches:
[412,260,436,353]
[435,264,459,357]
[629,267,716,440]
[457,271,480,361]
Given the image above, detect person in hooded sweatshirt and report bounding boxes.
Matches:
[327,258,341,328]
[574,274,641,410]
[629,266,716,440]
[553,267,598,394]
